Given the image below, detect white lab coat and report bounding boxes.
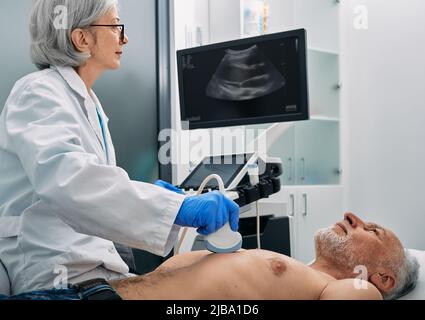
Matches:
[0,66,185,295]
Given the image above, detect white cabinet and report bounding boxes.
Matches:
[265,118,341,186]
[279,185,343,263]
[264,1,342,186]
[264,47,341,186]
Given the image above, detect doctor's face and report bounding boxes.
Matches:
[314,213,404,273]
[87,6,129,70]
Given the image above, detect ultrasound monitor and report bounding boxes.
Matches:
[177,29,309,130]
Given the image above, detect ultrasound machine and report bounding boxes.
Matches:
[175,29,309,254]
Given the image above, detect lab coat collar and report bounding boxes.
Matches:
[51,65,109,121]
[51,65,109,162]
[51,65,90,100]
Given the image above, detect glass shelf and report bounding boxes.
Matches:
[308,46,339,56]
[310,116,339,122]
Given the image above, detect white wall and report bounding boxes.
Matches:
[268,0,294,34]
[0,1,35,109]
[341,0,425,250]
[209,0,241,43]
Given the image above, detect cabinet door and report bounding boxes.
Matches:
[294,120,340,185]
[282,187,301,258]
[308,49,340,119]
[265,187,300,257]
[295,185,343,264]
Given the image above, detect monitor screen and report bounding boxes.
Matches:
[179,154,254,190]
[177,29,309,130]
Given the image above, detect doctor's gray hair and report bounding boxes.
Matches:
[30,0,118,70]
[384,249,420,300]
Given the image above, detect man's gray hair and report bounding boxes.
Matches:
[384,249,420,300]
[30,0,118,70]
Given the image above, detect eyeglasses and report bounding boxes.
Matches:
[89,24,125,43]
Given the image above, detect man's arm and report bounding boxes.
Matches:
[319,279,383,300]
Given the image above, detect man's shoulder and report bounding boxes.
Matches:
[319,279,383,300]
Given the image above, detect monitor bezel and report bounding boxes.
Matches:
[176,28,309,130]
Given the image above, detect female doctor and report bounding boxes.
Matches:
[0,0,239,295]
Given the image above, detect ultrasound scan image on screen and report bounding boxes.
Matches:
[205,45,286,101]
[177,30,308,129]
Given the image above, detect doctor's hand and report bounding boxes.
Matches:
[154,180,184,195]
[175,191,240,235]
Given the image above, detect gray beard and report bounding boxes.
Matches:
[314,227,356,268]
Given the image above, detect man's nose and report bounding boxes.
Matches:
[344,212,364,228]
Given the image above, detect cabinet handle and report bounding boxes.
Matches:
[302,193,308,217]
[288,157,293,182]
[289,194,295,217]
[301,158,306,181]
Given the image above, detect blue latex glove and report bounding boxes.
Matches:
[154,180,184,195]
[175,191,240,236]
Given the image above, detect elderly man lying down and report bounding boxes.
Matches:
[109,213,419,300]
[1,213,419,300]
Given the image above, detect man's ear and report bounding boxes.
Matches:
[71,28,91,54]
[369,270,396,294]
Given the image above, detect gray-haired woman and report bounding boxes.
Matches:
[0,0,240,300]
